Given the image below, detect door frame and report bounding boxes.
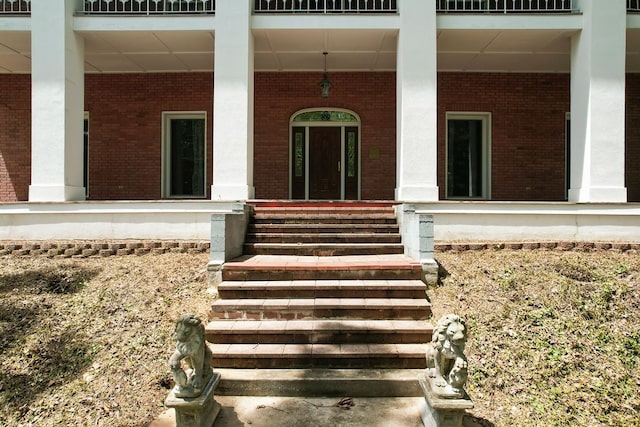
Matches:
[289,108,361,200]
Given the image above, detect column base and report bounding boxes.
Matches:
[211,184,255,201]
[568,186,627,203]
[396,185,439,202]
[28,185,86,202]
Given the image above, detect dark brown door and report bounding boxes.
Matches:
[309,127,341,200]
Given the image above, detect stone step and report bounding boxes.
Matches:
[209,298,431,321]
[210,343,429,369]
[206,319,432,344]
[252,206,396,215]
[248,223,400,234]
[245,233,401,244]
[222,265,421,281]
[242,243,405,256]
[251,214,398,225]
[213,368,424,397]
[218,279,427,299]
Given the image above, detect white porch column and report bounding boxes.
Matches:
[569,0,627,202]
[395,0,438,201]
[29,0,85,202]
[212,0,255,201]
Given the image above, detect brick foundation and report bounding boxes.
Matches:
[0,241,210,258]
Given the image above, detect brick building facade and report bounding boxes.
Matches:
[1,0,639,208]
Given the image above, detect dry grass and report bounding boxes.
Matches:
[433,250,640,427]
[0,253,211,427]
[0,250,639,427]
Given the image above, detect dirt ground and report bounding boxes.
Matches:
[0,250,638,427]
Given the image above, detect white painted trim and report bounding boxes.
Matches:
[74,16,215,31]
[84,112,90,198]
[445,112,491,200]
[1,201,638,242]
[0,17,31,31]
[251,14,400,30]
[436,13,583,30]
[161,111,208,199]
[0,201,242,241]
[411,202,640,242]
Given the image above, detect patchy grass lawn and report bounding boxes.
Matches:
[433,250,640,427]
[0,253,211,427]
[0,250,639,427]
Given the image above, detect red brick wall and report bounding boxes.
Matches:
[0,75,31,202]
[85,73,213,200]
[438,73,570,201]
[2,72,638,202]
[626,74,640,202]
[254,72,397,200]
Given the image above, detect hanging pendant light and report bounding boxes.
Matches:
[319,52,332,99]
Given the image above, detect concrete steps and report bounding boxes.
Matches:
[217,279,427,299]
[214,368,425,397]
[209,342,429,369]
[210,203,432,375]
[207,319,431,344]
[210,297,431,321]
[222,255,423,281]
[245,205,403,256]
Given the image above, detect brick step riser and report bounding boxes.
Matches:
[218,290,427,299]
[252,218,398,225]
[212,357,425,369]
[209,309,430,321]
[249,226,400,234]
[245,235,401,244]
[242,246,405,257]
[222,269,422,281]
[252,209,396,216]
[207,332,431,345]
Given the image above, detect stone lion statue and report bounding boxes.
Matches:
[425,314,468,398]
[169,314,213,398]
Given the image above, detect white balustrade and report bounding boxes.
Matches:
[0,0,31,14]
[436,0,575,13]
[81,0,214,14]
[253,0,397,13]
[629,0,640,13]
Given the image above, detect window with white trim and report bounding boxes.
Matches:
[162,112,207,198]
[446,113,491,199]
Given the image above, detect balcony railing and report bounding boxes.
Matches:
[81,0,215,15]
[0,0,31,14]
[629,0,640,13]
[436,0,575,13]
[253,0,398,14]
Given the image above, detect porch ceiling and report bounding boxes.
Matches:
[2,28,640,74]
[437,29,573,73]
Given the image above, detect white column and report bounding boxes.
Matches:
[211,0,255,201]
[395,0,438,202]
[29,0,85,201]
[569,0,627,203]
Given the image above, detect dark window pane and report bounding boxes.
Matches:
[295,132,304,177]
[447,119,484,198]
[347,131,356,177]
[170,118,205,197]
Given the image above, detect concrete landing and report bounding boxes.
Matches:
[150,396,425,427]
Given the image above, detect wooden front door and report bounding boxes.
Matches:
[309,127,341,200]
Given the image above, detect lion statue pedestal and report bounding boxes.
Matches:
[164,314,221,427]
[418,314,473,427]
